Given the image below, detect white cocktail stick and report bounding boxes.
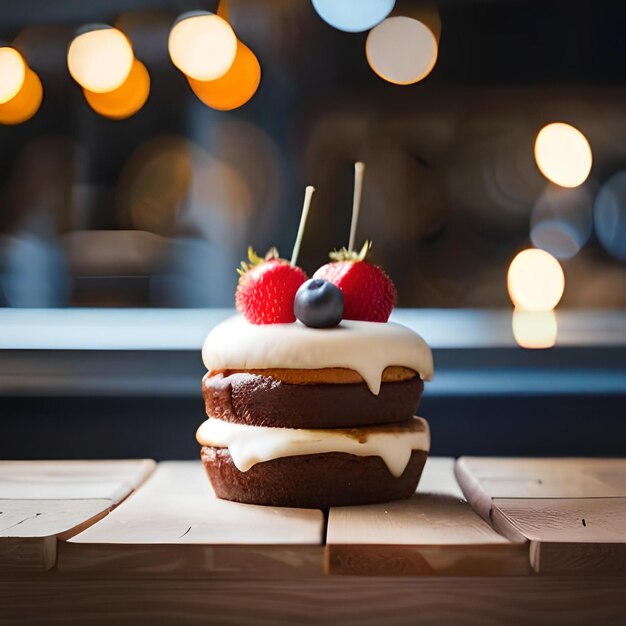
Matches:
[348,161,365,252]
[291,185,315,266]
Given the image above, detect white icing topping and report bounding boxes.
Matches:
[196,417,430,478]
[202,315,433,395]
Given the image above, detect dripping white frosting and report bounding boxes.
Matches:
[201,315,433,395]
[196,416,430,478]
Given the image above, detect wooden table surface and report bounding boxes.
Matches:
[0,460,154,573]
[455,457,626,573]
[1,457,625,625]
[62,461,324,578]
[326,458,530,576]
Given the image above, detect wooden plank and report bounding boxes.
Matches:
[0,460,156,503]
[61,461,325,578]
[0,460,155,573]
[455,457,626,573]
[455,458,626,500]
[498,498,626,573]
[326,458,529,576]
[2,576,626,626]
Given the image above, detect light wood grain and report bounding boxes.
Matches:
[496,498,626,573]
[0,500,112,538]
[1,576,625,626]
[455,457,626,573]
[496,498,626,543]
[61,461,325,577]
[0,460,155,503]
[326,458,529,576]
[455,457,626,499]
[0,460,155,573]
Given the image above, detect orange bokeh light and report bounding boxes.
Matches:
[188,40,260,111]
[0,67,43,125]
[83,58,150,119]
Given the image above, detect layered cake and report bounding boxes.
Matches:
[196,244,434,508]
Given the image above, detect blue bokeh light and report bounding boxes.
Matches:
[594,170,626,261]
[311,0,395,33]
[530,184,593,259]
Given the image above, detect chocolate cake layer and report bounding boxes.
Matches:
[202,372,424,429]
[201,447,427,509]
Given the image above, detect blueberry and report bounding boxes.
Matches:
[294,278,344,328]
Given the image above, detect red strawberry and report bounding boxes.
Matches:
[313,241,396,322]
[236,247,307,324]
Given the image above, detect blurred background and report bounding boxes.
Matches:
[0,0,624,460]
[1,0,625,309]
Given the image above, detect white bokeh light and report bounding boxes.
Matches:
[0,47,26,104]
[512,310,557,349]
[507,248,565,311]
[68,26,134,93]
[366,17,438,85]
[534,123,592,188]
[168,12,237,81]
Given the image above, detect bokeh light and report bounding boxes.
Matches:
[116,135,194,236]
[168,11,237,81]
[0,67,43,125]
[534,122,592,188]
[62,230,166,276]
[530,184,593,259]
[188,40,260,111]
[507,248,565,311]
[83,58,150,120]
[0,47,26,104]
[512,310,557,349]
[593,170,626,261]
[366,17,438,85]
[193,117,283,245]
[185,151,254,243]
[312,0,395,33]
[67,25,134,93]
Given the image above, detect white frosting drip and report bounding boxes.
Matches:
[196,417,430,478]
[202,315,433,395]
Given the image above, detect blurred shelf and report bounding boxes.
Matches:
[1,307,625,351]
[0,308,625,397]
[0,308,234,351]
[0,308,625,459]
